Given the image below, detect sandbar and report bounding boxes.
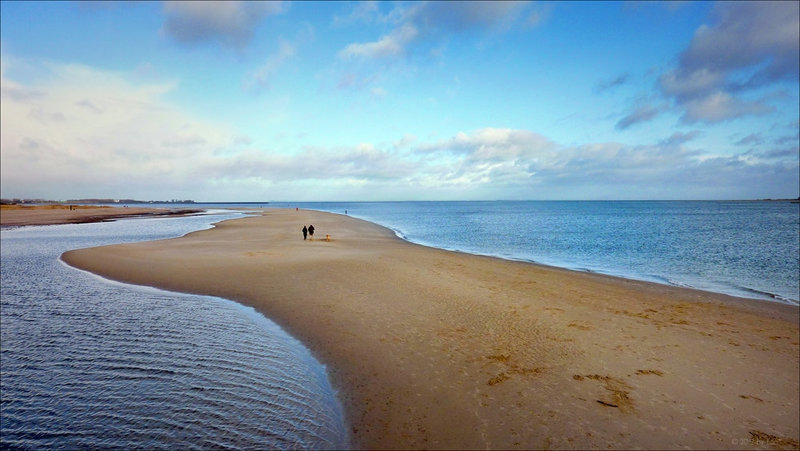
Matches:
[61,209,799,450]
[1,204,202,227]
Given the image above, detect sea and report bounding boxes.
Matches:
[287,200,799,305]
[1,200,797,448]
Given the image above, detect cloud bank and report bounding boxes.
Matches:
[3,57,795,202]
[618,1,799,128]
[664,1,798,123]
[1,61,236,199]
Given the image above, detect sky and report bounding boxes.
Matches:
[1,1,798,201]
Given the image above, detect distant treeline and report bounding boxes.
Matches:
[1,198,195,205]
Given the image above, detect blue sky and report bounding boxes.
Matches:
[1,1,798,201]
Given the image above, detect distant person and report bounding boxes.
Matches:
[308,224,315,239]
[302,225,308,240]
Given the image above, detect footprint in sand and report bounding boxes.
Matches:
[567,321,592,331]
[634,369,664,376]
[484,354,544,386]
[573,374,634,412]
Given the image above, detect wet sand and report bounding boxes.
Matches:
[61,208,799,450]
[1,204,202,227]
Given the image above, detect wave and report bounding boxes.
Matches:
[739,286,800,306]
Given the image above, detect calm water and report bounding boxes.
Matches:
[280,201,799,305]
[0,212,347,449]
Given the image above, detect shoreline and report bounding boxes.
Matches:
[6,202,796,306]
[382,228,799,307]
[0,204,204,228]
[61,208,799,449]
[346,210,798,317]
[349,214,798,307]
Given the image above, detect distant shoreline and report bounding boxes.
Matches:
[2,198,797,206]
[1,198,198,205]
[0,204,203,228]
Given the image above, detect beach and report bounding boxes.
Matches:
[0,204,202,227]
[61,208,799,450]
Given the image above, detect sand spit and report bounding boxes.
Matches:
[61,209,799,450]
[1,204,202,227]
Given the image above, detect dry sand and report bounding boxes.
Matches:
[61,209,799,450]
[1,204,202,227]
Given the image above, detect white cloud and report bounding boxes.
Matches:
[660,131,703,146]
[3,57,796,201]
[412,128,797,199]
[681,91,773,124]
[245,23,313,92]
[197,127,797,199]
[616,103,669,130]
[338,24,418,59]
[660,67,725,102]
[526,3,553,29]
[330,1,534,95]
[680,2,799,86]
[420,128,555,160]
[195,143,419,185]
[734,133,764,147]
[1,59,235,199]
[336,1,532,61]
[655,1,798,124]
[393,134,417,150]
[331,1,381,27]
[248,39,296,91]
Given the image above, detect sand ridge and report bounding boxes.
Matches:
[61,208,799,450]
[1,204,202,227]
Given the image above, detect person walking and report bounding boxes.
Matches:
[308,224,315,240]
[302,225,308,240]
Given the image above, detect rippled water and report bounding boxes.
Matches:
[1,213,347,449]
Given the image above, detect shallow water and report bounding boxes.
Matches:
[284,201,799,304]
[0,212,348,449]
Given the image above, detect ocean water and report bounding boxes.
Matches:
[0,212,348,449]
[278,201,799,305]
